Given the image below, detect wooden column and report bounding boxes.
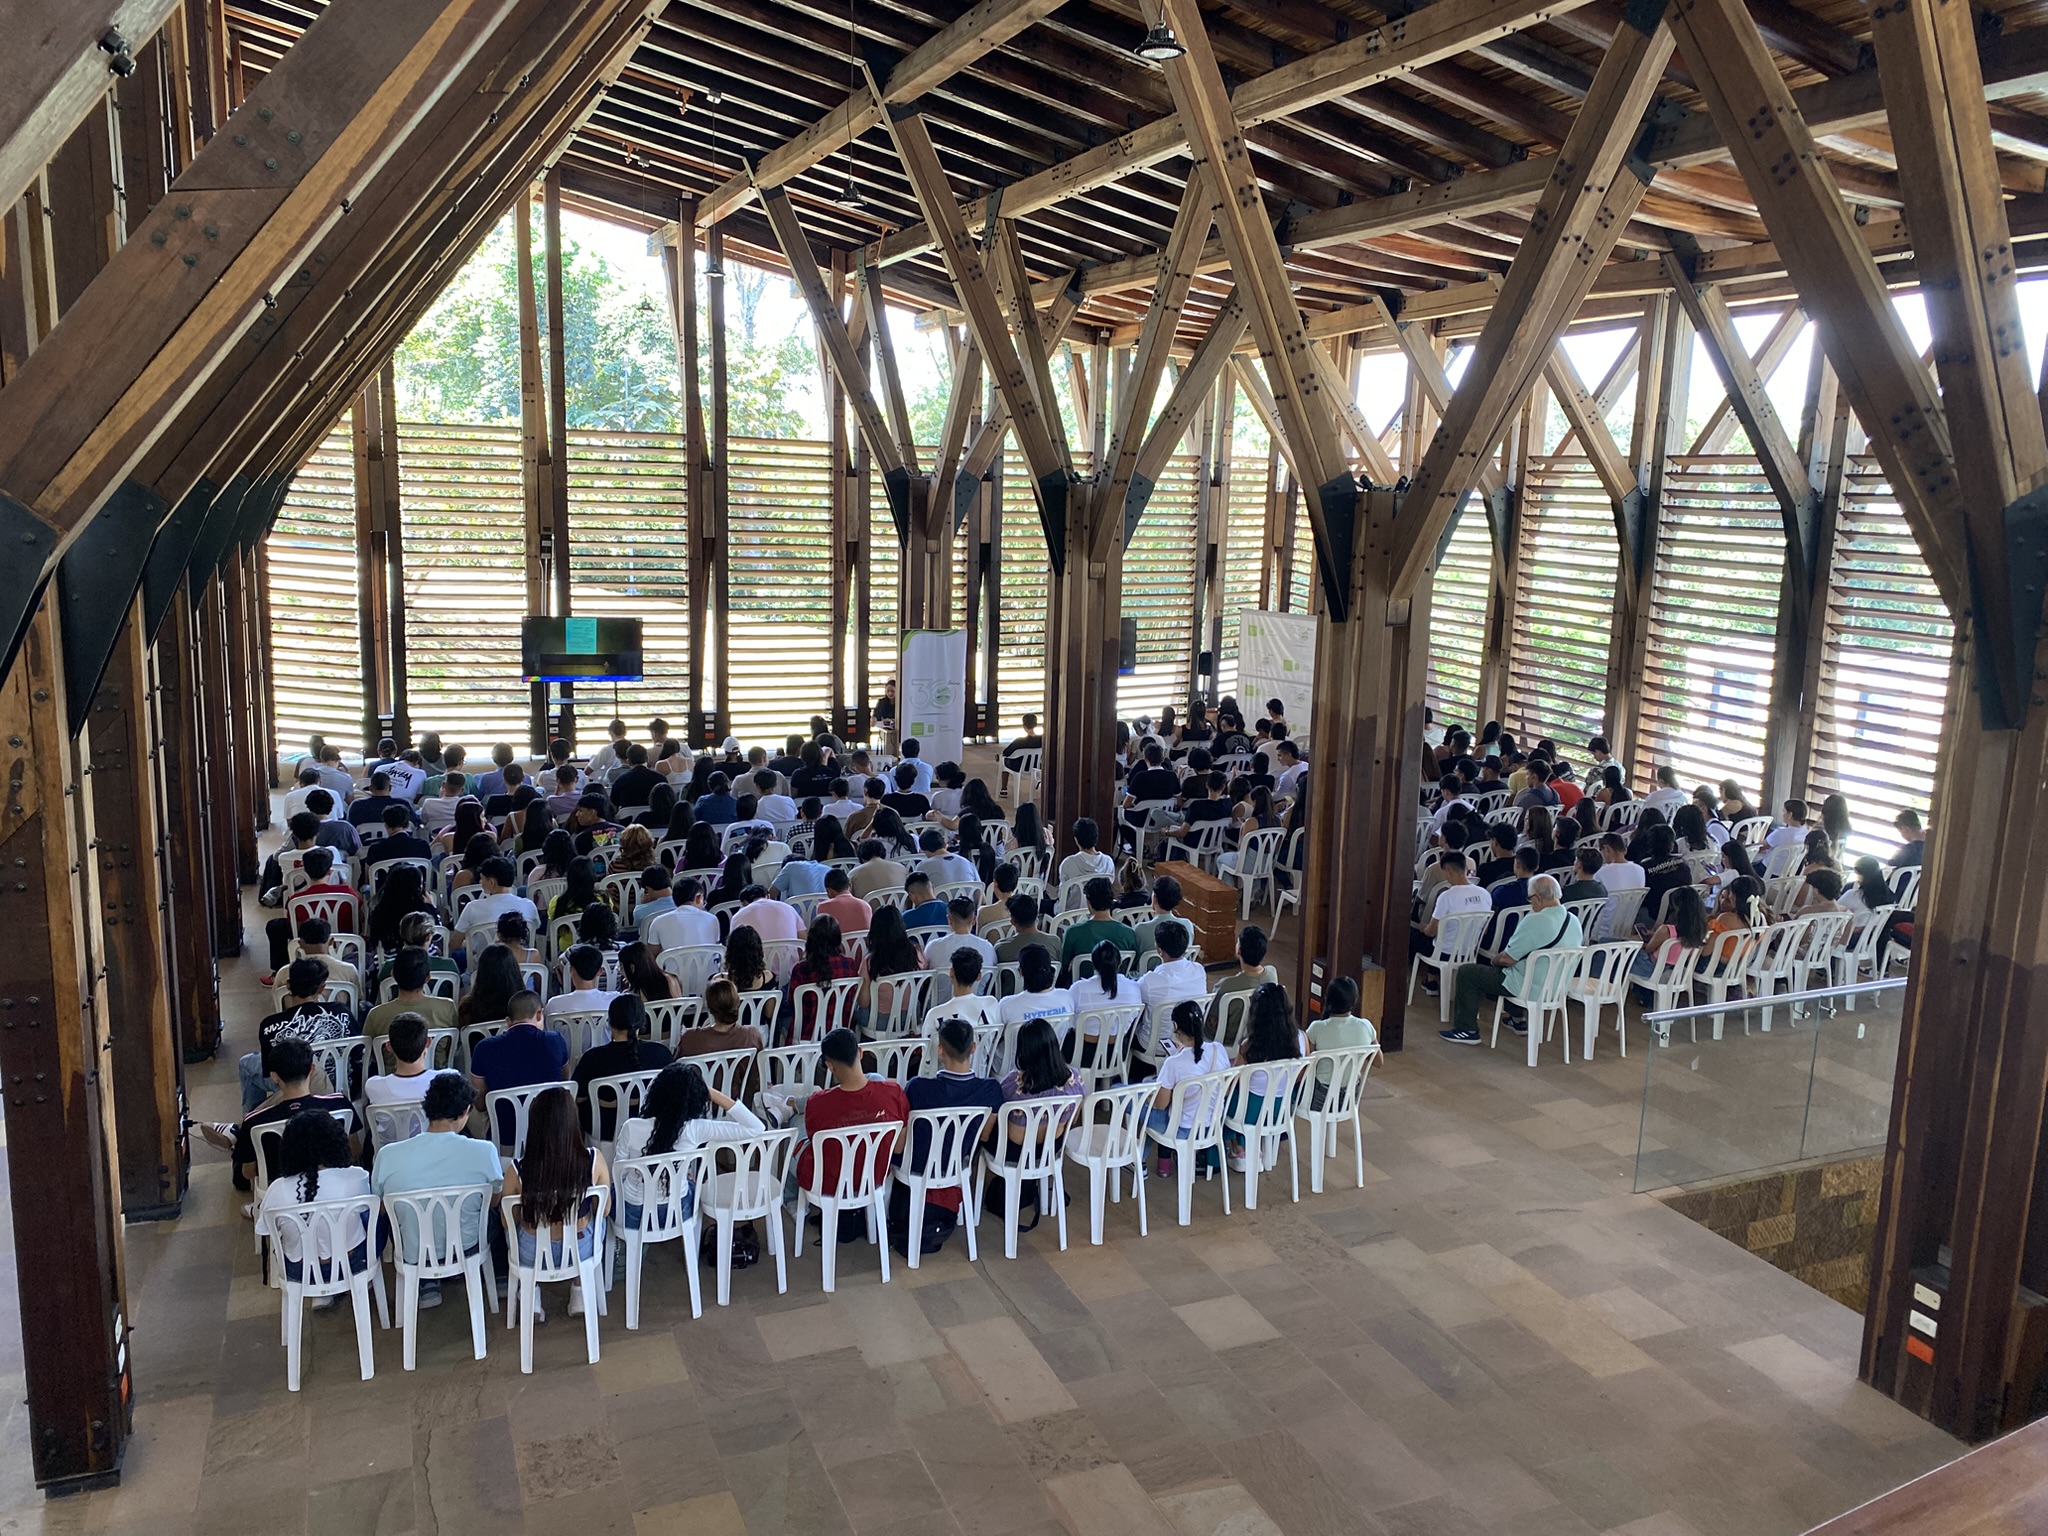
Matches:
[0,600,130,1489]
[543,168,573,744]
[191,569,240,958]
[515,185,550,752]
[1044,483,1122,848]
[353,363,403,751]
[155,582,219,1058]
[660,203,708,743]
[826,251,852,730]
[249,540,280,803]
[707,225,731,742]
[91,595,186,1221]
[221,542,260,887]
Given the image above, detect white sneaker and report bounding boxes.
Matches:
[567,1286,585,1318]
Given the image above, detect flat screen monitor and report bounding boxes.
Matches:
[521,616,643,682]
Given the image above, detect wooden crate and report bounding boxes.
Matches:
[1155,859,1237,965]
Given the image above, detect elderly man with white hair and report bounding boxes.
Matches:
[1439,873,1583,1046]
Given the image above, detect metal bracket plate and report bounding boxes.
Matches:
[143,481,215,642]
[1314,473,1361,622]
[1971,483,2048,730]
[0,492,57,685]
[58,478,168,736]
[184,474,250,588]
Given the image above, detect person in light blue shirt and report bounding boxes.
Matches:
[897,737,934,797]
[773,855,829,899]
[631,866,677,930]
[371,1074,504,1299]
[1440,875,1582,1045]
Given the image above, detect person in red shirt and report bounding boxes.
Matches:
[1552,761,1585,814]
[262,846,358,983]
[797,1029,907,1241]
[817,866,872,938]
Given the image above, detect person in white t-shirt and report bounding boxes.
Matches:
[821,780,866,825]
[921,949,1004,1054]
[729,886,802,945]
[1640,765,1688,820]
[997,945,1074,1041]
[362,1014,450,1145]
[915,827,980,893]
[453,858,539,940]
[258,1111,373,1276]
[1764,798,1812,852]
[1137,922,1208,1052]
[924,897,997,978]
[1146,1000,1231,1173]
[283,762,325,822]
[1411,851,1492,994]
[543,945,623,1027]
[1057,818,1115,892]
[1591,833,1648,939]
[1425,774,1473,840]
[749,770,799,825]
[420,772,470,833]
[644,878,722,954]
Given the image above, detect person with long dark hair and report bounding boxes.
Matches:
[679,823,722,876]
[259,1108,371,1280]
[438,799,487,857]
[462,944,525,1026]
[1228,982,1304,1164]
[954,814,997,884]
[861,906,926,1027]
[612,1059,764,1233]
[1821,793,1853,851]
[995,1017,1083,1175]
[618,941,675,1001]
[871,808,916,858]
[662,798,696,846]
[1010,803,1046,858]
[1845,855,1896,917]
[1671,803,1712,855]
[369,864,437,952]
[553,857,601,920]
[722,924,774,995]
[499,1088,609,1316]
[537,828,577,880]
[812,813,857,864]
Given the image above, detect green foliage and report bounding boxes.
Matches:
[392,212,818,437]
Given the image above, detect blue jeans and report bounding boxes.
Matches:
[283,1239,371,1284]
[620,1179,696,1232]
[1143,1107,1193,1138]
[516,1224,597,1267]
[239,1052,267,1114]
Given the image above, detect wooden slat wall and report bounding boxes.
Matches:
[1808,457,1953,856]
[997,453,1050,735]
[727,436,836,739]
[1505,457,1616,750]
[1634,456,1785,796]
[397,422,530,748]
[266,421,362,754]
[1427,507,1491,733]
[564,427,692,745]
[1120,453,1201,721]
[1215,456,1273,697]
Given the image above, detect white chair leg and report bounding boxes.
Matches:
[1133,1160,1148,1237]
[1351,1110,1365,1189]
[1004,1175,1022,1258]
[624,1233,643,1330]
[284,1286,304,1392]
[716,1214,735,1307]
[960,1182,979,1262]
[1405,956,1419,1005]
[370,1262,391,1330]
[579,1265,601,1364]
[875,1195,892,1284]
[906,1184,927,1270]
[1051,1170,1067,1252]
[400,1271,419,1371]
[464,1260,487,1360]
[820,1199,839,1292]
[767,1210,787,1295]
[1219,1147,1232,1216]
[1176,1157,1193,1226]
[518,1275,536,1374]
[1287,1129,1300,1203]
[1088,1166,1106,1245]
[1242,1140,1259,1211]
[352,1277,376,1382]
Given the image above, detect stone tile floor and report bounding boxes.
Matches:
[0,808,1963,1536]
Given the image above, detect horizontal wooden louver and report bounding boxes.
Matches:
[995,453,1050,736]
[726,436,836,741]
[1505,457,1616,750]
[1216,457,1272,698]
[1634,456,1785,798]
[1427,505,1491,733]
[1119,452,1201,722]
[266,420,363,755]
[1807,457,1952,855]
[396,422,531,752]
[564,427,691,745]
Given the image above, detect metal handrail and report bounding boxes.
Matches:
[1640,976,1904,1025]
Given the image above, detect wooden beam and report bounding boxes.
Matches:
[1155,0,1356,613]
[1543,346,1633,506]
[0,0,179,216]
[152,579,219,1060]
[885,107,1070,554]
[1390,7,1674,599]
[932,330,981,524]
[1385,304,1502,503]
[0,0,524,662]
[1310,341,1398,484]
[868,0,1602,267]
[1662,0,1967,612]
[0,600,129,1489]
[858,257,919,478]
[1126,294,1249,533]
[950,280,1085,526]
[1687,304,1806,454]
[757,183,911,529]
[708,223,730,738]
[1098,179,1209,560]
[993,221,1073,482]
[1668,273,1818,574]
[679,0,1072,231]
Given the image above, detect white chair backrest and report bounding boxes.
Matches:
[655,838,690,871]
[865,1038,925,1083]
[552,1007,612,1056]
[449,884,487,918]
[527,877,567,915]
[375,1026,460,1074]
[1214,988,1257,1051]
[1749,917,1808,974]
[706,1130,797,1215]
[483,1080,575,1157]
[761,939,804,988]
[992,1096,1076,1180]
[981,919,1017,945]
[788,891,825,926]
[657,943,725,998]
[598,871,642,921]
[1518,947,1581,1007]
[1798,911,1853,964]
[1306,1045,1378,1120]
[289,889,362,934]
[875,970,938,1039]
[1733,815,1774,848]
[260,1195,377,1292]
[1236,826,1284,878]
[1641,940,1700,991]
[790,976,860,1044]
[1696,925,1756,980]
[644,996,703,1050]
[1570,941,1642,1003]
[689,1046,757,1101]
[736,988,781,1038]
[866,885,910,911]
[1432,909,1490,963]
[381,1182,491,1268]
[1560,896,1608,937]
[1055,876,1090,912]
[1165,1067,1235,1145]
[502,1189,609,1281]
[1893,867,1922,908]
[367,1102,429,1147]
[516,849,549,883]
[1075,1082,1154,1163]
[1603,885,1648,935]
[757,1043,826,1101]
[308,1035,370,1102]
[801,1121,902,1200]
[589,1070,666,1150]
[252,1107,356,1192]
[294,931,370,971]
[613,1149,711,1241]
[903,1106,991,1186]
[517,961,551,999]
[1229,1057,1312,1132]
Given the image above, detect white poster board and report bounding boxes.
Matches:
[1237,610,1318,729]
[900,629,969,765]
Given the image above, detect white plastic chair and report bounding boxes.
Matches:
[890,1106,991,1269]
[1295,1045,1378,1194]
[289,889,363,937]
[259,1194,389,1391]
[656,943,725,998]
[374,1030,460,1079]
[483,1081,575,1158]
[1732,815,1774,848]
[872,971,938,1040]
[1692,926,1759,1039]
[1489,947,1582,1066]
[293,931,370,971]
[609,1148,710,1324]
[1600,885,1648,938]
[1222,1058,1311,1209]
[794,1122,902,1291]
[1000,749,1041,800]
[1637,943,1702,1043]
[367,1102,430,1148]
[1566,940,1643,1059]
[1214,988,1257,1053]
[694,1129,794,1307]
[865,1038,925,1082]
[589,1070,665,1166]
[552,1007,613,1057]
[1790,911,1853,1011]
[500,1188,609,1373]
[1407,909,1489,1024]
[1222,827,1285,917]
[1073,1004,1143,1092]
[1065,1082,1153,1244]
[1746,918,1810,1030]
[756,1044,826,1121]
[736,988,781,1039]
[308,1035,371,1105]
[1560,896,1608,941]
[381,1184,494,1369]
[1142,1068,1234,1225]
[866,886,910,912]
[684,1046,757,1103]
[1832,905,1898,1004]
[978,1099,1074,1259]
[790,977,862,1043]
[1162,820,1229,872]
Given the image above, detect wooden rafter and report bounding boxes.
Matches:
[1379,302,1500,505]
[1662,0,1967,613]
[1155,0,1356,612]
[932,330,980,522]
[1687,304,1806,454]
[0,0,181,216]
[858,256,919,478]
[951,279,1084,525]
[884,108,1070,555]
[1390,7,1675,599]
[993,221,1073,481]
[1543,347,1633,506]
[1308,341,1398,485]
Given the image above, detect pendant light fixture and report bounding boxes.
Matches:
[1136,22,1185,60]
